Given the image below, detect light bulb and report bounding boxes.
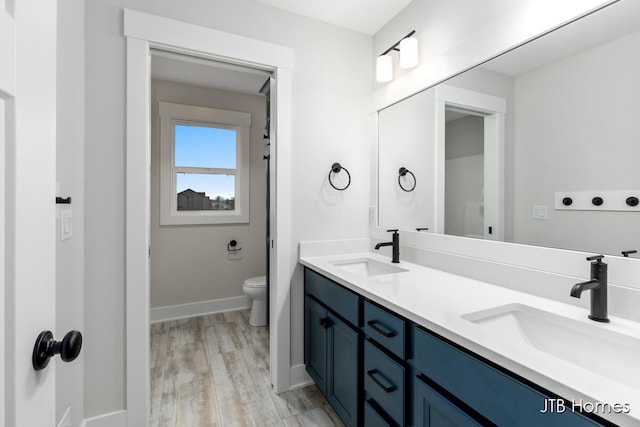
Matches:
[399,36,419,69]
[376,54,393,82]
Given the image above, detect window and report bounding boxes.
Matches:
[159,102,251,225]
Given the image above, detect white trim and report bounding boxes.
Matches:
[82,410,127,427]
[434,85,506,239]
[150,296,251,323]
[289,364,313,390]
[0,9,15,95]
[124,9,293,71]
[125,9,294,426]
[125,36,151,427]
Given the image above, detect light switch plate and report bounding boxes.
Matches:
[532,205,548,219]
[61,210,72,240]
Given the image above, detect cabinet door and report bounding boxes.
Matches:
[414,376,483,427]
[327,313,360,427]
[305,296,328,394]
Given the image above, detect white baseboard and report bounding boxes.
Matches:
[150,295,252,323]
[82,410,126,427]
[289,363,313,390]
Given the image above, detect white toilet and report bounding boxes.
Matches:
[242,276,267,327]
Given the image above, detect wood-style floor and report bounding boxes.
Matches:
[150,309,344,426]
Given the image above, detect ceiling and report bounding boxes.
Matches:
[253,0,413,35]
[151,51,271,95]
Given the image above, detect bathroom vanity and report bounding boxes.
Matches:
[300,247,640,427]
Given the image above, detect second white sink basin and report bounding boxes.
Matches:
[329,257,408,277]
[462,303,640,388]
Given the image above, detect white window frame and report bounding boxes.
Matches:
[159,101,251,225]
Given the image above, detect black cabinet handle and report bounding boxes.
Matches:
[367,320,396,338]
[367,369,396,393]
[33,330,83,371]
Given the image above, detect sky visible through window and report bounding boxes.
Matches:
[175,124,236,199]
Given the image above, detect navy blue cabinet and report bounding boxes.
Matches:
[304,296,328,393]
[327,312,360,425]
[413,375,482,427]
[304,269,360,427]
[412,325,602,427]
[303,266,610,427]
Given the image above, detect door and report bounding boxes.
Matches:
[327,313,360,427]
[259,77,273,329]
[304,296,328,393]
[413,376,482,427]
[2,1,57,426]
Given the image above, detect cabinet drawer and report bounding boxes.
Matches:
[364,400,392,427]
[364,300,406,358]
[364,340,405,426]
[304,268,359,326]
[413,326,601,426]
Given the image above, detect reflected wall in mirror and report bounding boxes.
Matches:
[378,0,640,257]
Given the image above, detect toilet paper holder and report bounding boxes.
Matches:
[227,240,242,252]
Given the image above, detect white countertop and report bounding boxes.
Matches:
[299,251,640,427]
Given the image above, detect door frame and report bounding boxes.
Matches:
[124,10,294,426]
[435,85,506,240]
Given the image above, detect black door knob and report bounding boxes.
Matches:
[592,196,604,206]
[626,196,639,207]
[32,330,83,371]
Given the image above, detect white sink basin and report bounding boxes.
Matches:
[462,303,640,387]
[329,258,408,277]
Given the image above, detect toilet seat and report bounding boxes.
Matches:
[244,276,266,288]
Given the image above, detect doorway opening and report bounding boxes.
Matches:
[124,10,294,426]
[147,50,275,422]
[444,107,487,239]
[434,85,506,241]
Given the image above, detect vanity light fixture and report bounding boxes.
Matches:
[376,30,418,83]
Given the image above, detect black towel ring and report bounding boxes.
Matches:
[398,167,416,192]
[329,162,351,191]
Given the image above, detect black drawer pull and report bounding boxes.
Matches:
[319,317,332,329]
[367,320,396,338]
[367,369,397,393]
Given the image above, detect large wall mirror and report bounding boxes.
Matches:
[378,0,640,257]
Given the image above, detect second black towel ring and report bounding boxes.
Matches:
[398,167,416,192]
[329,162,351,191]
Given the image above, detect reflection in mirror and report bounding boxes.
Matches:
[377,1,640,256]
[445,108,485,239]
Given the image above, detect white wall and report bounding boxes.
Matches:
[84,0,371,418]
[150,80,266,309]
[56,0,84,426]
[513,30,640,255]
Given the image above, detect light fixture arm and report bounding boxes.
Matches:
[379,30,416,56]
